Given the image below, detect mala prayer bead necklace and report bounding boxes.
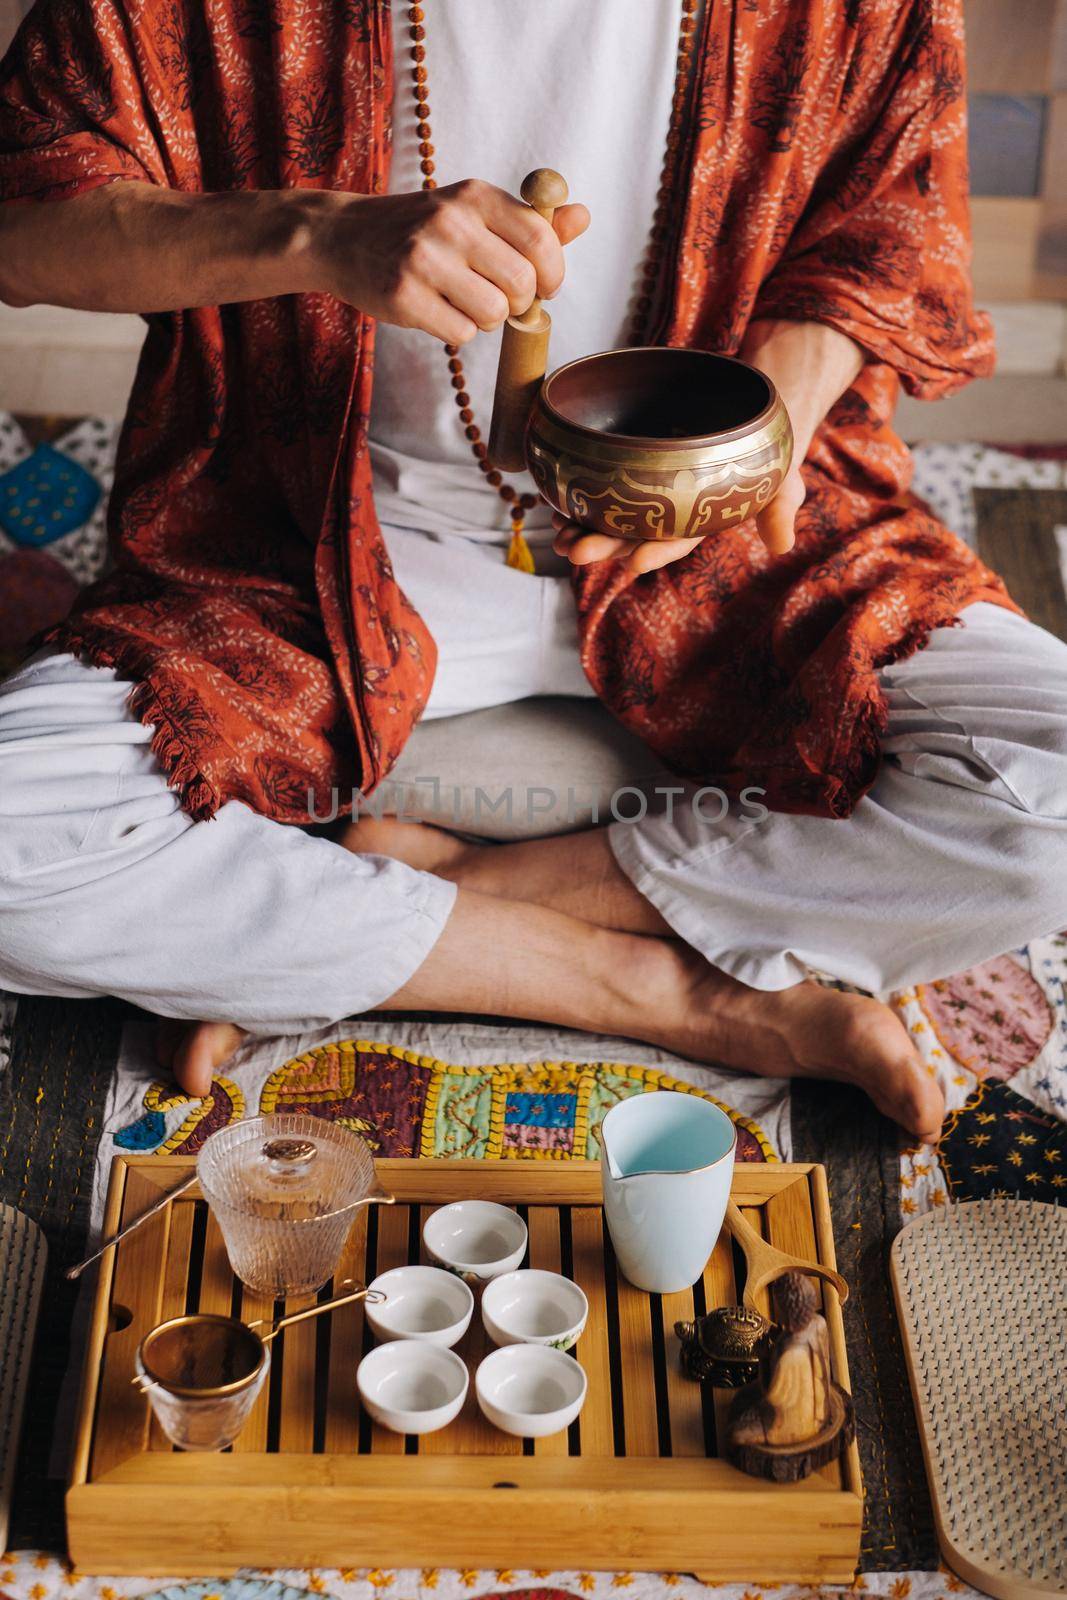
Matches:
[405,0,700,570]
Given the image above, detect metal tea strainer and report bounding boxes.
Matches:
[135,1282,385,1450]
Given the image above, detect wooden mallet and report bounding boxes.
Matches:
[487,167,569,473]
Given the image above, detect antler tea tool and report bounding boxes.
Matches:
[726,1200,848,1311]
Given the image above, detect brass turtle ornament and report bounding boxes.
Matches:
[675,1304,774,1388]
[674,1203,850,1399]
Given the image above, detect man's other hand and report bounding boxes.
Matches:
[551,517,705,575]
[552,318,863,572]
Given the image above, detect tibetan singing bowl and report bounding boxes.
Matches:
[525,348,792,543]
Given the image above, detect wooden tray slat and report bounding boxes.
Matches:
[369,1204,412,1456]
[570,1205,615,1458]
[70,1158,862,1581]
[702,1231,738,1458]
[147,1199,194,1453]
[322,1208,368,1456]
[278,1291,319,1456]
[526,1204,568,1459]
[615,1275,661,1457]
[660,1281,706,1459]
[233,1279,274,1454]
[90,1168,168,1481]
[198,1211,236,1316]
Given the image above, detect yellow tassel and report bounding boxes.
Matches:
[505,523,535,573]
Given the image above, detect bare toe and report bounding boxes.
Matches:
[838,1000,945,1143]
[667,961,946,1144]
[171,1021,246,1098]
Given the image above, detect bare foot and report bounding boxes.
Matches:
[155,1019,247,1099]
[341,814,475,875]
[655,950,944,1143]
[152,866,944,1143]
[386,888,945,1143]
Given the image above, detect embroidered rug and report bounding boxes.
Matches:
[0,1556,993,1600]
[95,1019,788,1238]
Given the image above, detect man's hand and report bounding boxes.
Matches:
[318,179,590,347]
[553,318,863,573]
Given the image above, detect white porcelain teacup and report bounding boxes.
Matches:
[357,1340,468,1435]
[481,1269,588,1350]
[422,1200,527,1284]
[366,1265,474,1347]
[600,1090,736,1294]
[475,1345,587,1438]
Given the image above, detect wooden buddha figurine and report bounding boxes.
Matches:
[727,1270,854,1483]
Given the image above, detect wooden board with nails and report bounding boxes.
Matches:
[68,1158,862,1580]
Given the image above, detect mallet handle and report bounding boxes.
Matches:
[487,168,568,473]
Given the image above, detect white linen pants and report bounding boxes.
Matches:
[0,519,1065,1031]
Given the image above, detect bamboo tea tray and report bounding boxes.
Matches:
[68,1157,862,1579]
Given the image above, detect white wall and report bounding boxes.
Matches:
[0,303,143,416]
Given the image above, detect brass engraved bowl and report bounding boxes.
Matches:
[526,348,792,542]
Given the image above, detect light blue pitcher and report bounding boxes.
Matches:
[600,1091,736,1294]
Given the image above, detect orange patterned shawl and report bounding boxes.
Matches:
[0,0,1016,821]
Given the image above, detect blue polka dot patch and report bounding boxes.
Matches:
[0,442,101,548]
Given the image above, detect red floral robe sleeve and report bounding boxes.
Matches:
[753,0,993,400]
[0,0,166,204]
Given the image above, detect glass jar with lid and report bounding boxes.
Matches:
[196,1112,393,1296]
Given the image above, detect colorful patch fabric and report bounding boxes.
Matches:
[916,956,1054,1080]
[938,1080,1067,1204]
[896,936,1067,1215]
[115,1078,246,1156]
[115,1039,774,1164]
[0,443,100,547]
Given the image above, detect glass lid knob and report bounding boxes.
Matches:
[261,1137,317,1176]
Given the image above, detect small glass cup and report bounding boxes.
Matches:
[196,1113,393,1296]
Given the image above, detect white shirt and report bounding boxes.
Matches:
[368,0,685,545]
